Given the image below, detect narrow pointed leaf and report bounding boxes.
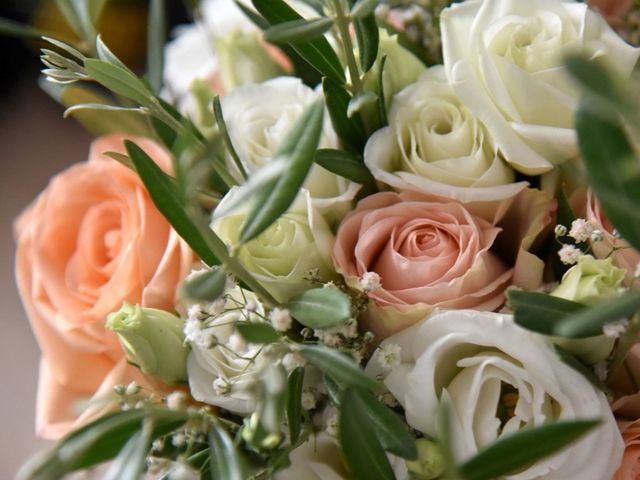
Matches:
[209,424,247,480]
[180,268,227,302]
[339,389,395,480]
[300,345,379,391]
[354,13,379,72]
[286,367,305,443]
[252,0,345,83]
[377,54,388,125]
[575,102,640,251]
[239,100,324,243]
[287,286,352,329]
[553,290,640,338]
[103,421,153,480]
[264,17,334,44]
[323,77,367,150]
[351,0,379,19]
[85,59,152,106]
[56,0,96,42]
[508,290,586,336]
[96,35,128,70]
[124,140,220,266]
[459,420,600,480]
[236,322,280,344]
[147,0,167,93]
[315,149,375,185]
[213,95,247,180]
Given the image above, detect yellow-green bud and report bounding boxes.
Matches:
[551,255,625,305]
[106,303,188,385]
[405,439,445,480]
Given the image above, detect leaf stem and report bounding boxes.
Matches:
[331,0,362,95]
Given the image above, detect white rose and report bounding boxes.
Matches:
[186,288,266,414]
[365,66,526,204]
[220,77,361,224]
[368,309,623,480]
[275,432,349,480]
[441,0,640,175]
[212,188,336,304]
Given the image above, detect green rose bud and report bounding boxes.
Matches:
[106,303,188,385]
[405,439,445,480]
[551,255,625,305]
[214,30,285,94]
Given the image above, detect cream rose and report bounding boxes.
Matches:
[212,188,336,304]
[275,432,349,480]
[14,135,194,438]
[368,309,623,480]
[441,0,640,174]
[365,66,525,204]
[220,77,360,224]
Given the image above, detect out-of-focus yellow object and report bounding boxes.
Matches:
[31,0,148,66]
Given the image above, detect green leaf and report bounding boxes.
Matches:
[458,420,600,480]
[85,59,152,106]
[96,35,128,70]
[315,149,375,185]
[236,322,281,344]
[575,101,640,252]
[287,286,352,329]
[377,54,388,126]
[239,100,324,243]
[350,0,379,19]
[17,409,189,480]
[56,0,96,43]
[324,373,342,406]
[508,290,586,336]
[357,389,417,459]
[180,268,227,303]
[252,0,345,83]
[300,344,379,391]
[124,140,220,266]
[209,424,247,480]
[147,0,167,94]
[213,95,247,180]
[553,290,640,338]
[264,17,334,44]
[354,13,379,72]
[103,420,153,480]
[0,17,56,40]
[323,77,367,150]
[348,90,378,118]
[339,389,395,480]
[286,367,305,443]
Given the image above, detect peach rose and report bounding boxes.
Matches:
[15,135,194,439]
[611,344,640,420]
[589,0,633,23]
[586,190,640,285]
[613,419,640,480]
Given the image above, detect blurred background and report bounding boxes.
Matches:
[0,1,187,476]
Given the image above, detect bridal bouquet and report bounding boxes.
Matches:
[8,0,640,478]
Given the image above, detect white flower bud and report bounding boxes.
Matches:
[554,224,568,237]
[166,391,187,410]
[269,308,292,332]
[590,229,604,243]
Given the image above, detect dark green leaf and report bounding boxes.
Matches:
[508,290,586,336]
[324,373,342,406]
[575,101,640,251]
[209,424,247,480]
[213,95,247,180]
[350,0,379,19]
[300,344,379,391]
[286,367,305,443]
[236,322,281,344]
[323,77,367,151]
[315,149,375,185]
[239,100,324,243]
[103,421,153,480]
[147,0,167,94]
[459,420,600,480]
[553,290,640,338]
[347,90,378,118]
[377,54,388,126]
[357,390,417,459]
[252,0,345,83]
[180,268,227,302]
[85,59,152,106]
[264,17,334,44]
[339,389,395,480]
[287,286,352,329]
[354,13,379,72]
[124,140,220,266]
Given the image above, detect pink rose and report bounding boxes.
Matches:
[589,0,633,23]
[586,190,640,285]
[15,135,194,439]
[613,418,640,480]
[611,344,640,420]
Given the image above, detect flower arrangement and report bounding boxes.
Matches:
[5,0,640,478]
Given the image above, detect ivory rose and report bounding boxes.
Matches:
[441,0,640,175]
[613,419,640,480]
[333,191,513,339]
[275,432,349,480]
[14,135,194,439]
[586,190,640,284]
[367,309,624,480]
[219,77,360,224]
[365,66,525,204]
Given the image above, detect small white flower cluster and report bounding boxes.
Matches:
[314,318,359,347]
[558,244,583,266]
[376,343,402,371]
[555,219,607,265]
[358,271,382,293]
[269,308,292,332]
[602,319,630,339]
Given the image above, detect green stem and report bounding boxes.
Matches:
[331,0,362,95]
